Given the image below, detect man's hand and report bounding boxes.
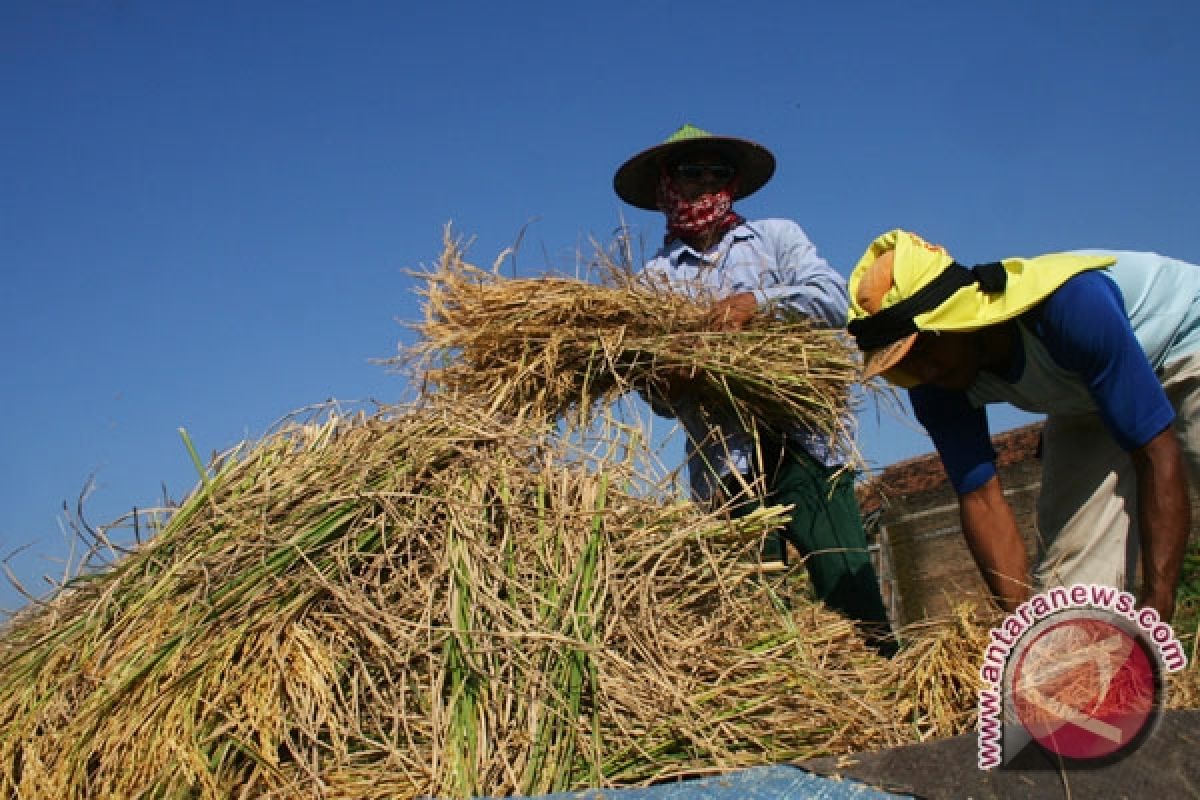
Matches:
[1132,428,1189,622]
[649,292,756,404]
[655,363,699,402]
[708,292,757,332]
[1139,587,1177,623]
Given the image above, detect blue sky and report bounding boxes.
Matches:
[3,1,1198,612]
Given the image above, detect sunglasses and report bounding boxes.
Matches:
[671,163,736,182]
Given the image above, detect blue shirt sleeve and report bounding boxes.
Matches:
[746,219,849,328]
[1028,272,1174,450]
[910,385,999,494]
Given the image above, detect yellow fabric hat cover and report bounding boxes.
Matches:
[847,229,1117,385]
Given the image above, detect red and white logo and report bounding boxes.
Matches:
[1009,615,1158,761]
[976,585,1186,769]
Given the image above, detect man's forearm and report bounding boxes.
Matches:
[959,476,1031,611]
[1132,428,1190,621]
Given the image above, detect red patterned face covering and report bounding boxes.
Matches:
[656,172,743,244]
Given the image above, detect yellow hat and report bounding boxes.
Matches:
[847,230,1116,387]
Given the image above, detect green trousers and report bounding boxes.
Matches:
[724,446,894,654]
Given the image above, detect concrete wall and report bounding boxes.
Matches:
[862,425,1043,627]
[864,423,1200,628]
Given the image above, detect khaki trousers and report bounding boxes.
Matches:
[1034,353,1200,592]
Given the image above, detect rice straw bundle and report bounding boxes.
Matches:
[397,232,859,446]
[0,405,910,799]
[886,606,1200,741]
[888,604,995,740]
[1167,631,1200,708]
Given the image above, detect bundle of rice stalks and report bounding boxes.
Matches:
[396,232,859,445]
[1167,640,1200,708]
[888,604,996,740]
[0,404,913,799]
[885,604,1200,741]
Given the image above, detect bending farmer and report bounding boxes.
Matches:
[847,229,1200,621]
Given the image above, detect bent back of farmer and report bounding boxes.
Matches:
[848,230,1200,622]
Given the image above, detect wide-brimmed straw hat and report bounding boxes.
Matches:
[613,123,776,211]
[847,229,1116,387]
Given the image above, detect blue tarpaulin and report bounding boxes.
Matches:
[491,765,909,799]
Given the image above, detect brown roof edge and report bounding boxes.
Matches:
[857,421,1044,509]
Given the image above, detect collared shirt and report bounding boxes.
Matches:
[641,218,851,500]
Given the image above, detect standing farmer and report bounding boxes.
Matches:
[614,124,893,652]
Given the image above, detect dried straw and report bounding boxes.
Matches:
[0,405,909,799]
[1,233,1195,799]
[395,230,859,448]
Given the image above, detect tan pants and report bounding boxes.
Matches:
[1034,354,1200,592]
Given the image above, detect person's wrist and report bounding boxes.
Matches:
[1139,584,1176,621]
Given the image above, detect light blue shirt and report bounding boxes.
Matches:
[967,251,1200,417]
[1080,250,1200,366]
[641,218,851,500]
[914,250,1200,494]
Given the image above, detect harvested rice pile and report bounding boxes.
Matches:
[0,407,909,798]
[1,235,1196,799]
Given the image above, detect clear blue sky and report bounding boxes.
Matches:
[3,1,1198,613]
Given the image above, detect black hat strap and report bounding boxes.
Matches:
[847,261,1007,351]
